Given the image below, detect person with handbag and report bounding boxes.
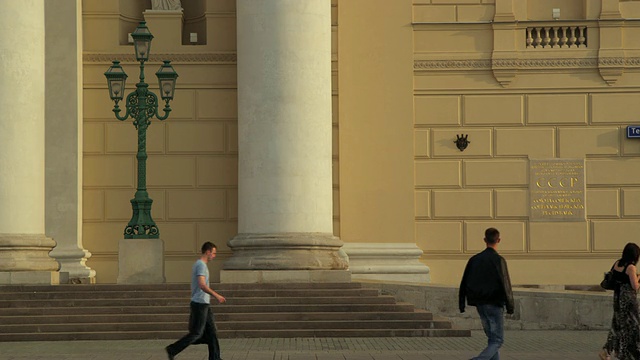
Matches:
[600,242,640,360]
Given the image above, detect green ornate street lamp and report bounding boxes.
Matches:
[104,22,178,239]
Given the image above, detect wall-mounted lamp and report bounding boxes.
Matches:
[127,33,134,44]
[454,134,470,152]
[552,8,560,20]
[190,32,198,44]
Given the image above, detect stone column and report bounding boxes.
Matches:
[222,0,349,283]
[0,0,60,285]
[45,0,95,284]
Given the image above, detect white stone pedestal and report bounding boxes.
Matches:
[143,10,183,50]
[117,239,165,284]
[220,270,351,284]
[342,243,431,284]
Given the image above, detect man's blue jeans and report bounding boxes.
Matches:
[473,304,504,360]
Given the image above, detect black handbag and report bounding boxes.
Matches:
[600,265,617,290]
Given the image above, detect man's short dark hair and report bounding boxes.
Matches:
[201,241,217,254]
[484,228,500,244]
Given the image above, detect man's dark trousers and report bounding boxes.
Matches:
[166,301,221,360]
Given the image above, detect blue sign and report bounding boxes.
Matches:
[628,126,640,138]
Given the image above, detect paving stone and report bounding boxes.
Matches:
[370,354,403,360]
[286,353,318,360]
[0,330,609,359]
[315,353,346,360]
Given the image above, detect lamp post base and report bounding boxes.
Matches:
[117,238,165,284]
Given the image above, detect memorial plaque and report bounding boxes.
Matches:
[529,159,586,222]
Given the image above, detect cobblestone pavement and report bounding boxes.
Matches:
[0,330,608,360]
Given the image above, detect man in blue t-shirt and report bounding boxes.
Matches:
[166,242,226,360]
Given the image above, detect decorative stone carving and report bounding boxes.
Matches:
[83,53,237,63]
[598,50,626,86]
[598,65,624,86]
[417,55,630,86]
[151,0,182,11]
[413,57,640,71]
[414,59,492,70]
[492,58,518,87]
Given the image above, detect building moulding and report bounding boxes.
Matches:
[83,52,238,63]
[414,57,640,72]
[341,243,430,285]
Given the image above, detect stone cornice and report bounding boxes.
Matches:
[414,57,640,70]
[85,52,338,63]
[83,52,238,63]
[414,59,492,70]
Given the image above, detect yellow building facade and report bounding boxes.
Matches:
[77,0,640,285]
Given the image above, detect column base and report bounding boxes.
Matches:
[117,238,165,284]
[342,242,431,284]
[224,233,349,270]
[220,269,351,283]
[0,234,59,272]
[0,271,60,285]
[50,247,96,284]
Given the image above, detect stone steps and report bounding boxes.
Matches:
[0,303,419,317]
[0,282,470,341]
[0,319,454,332]
[0,296,398,307]
[0,311,435,324]
[0,282,363,291]
[0,288,381,300]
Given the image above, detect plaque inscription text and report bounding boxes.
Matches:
[529,159,586,222]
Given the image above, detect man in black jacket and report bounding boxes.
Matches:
[459,227,514,360]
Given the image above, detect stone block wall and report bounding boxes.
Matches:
[411,0,640,285]
[368,282,613,330]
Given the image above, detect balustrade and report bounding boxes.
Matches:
[526,26,587,49]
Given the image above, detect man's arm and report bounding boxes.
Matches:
[198,275,226,303]
[459,262,471,313]
[499,258,514,314]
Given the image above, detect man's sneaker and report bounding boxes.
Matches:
[165,346,175,360]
